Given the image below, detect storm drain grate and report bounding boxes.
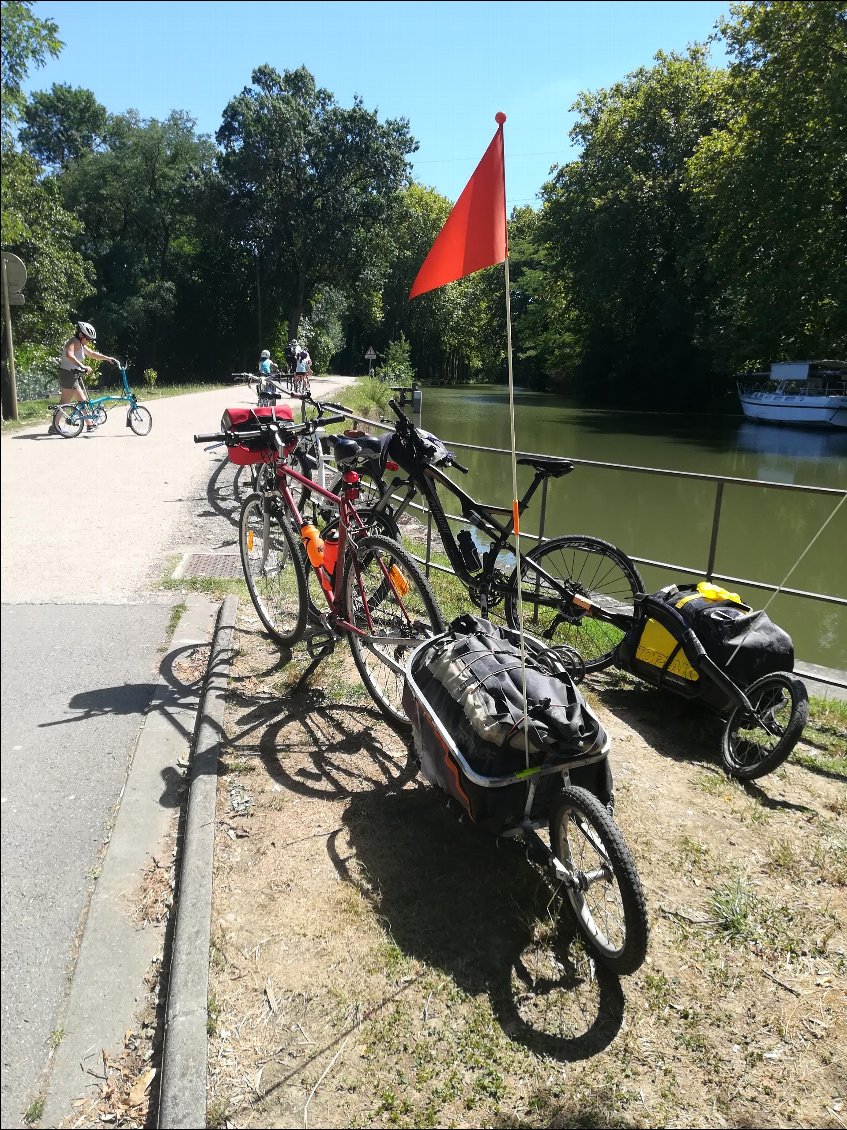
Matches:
[174,553,243,580]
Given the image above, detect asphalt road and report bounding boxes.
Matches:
[0,378,352,1127]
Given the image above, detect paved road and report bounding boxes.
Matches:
[0,379,353,1127]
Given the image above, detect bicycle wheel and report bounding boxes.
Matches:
[90,405,108,427]
[343,533,444,726]
[721,672,809,780]
[127,404,153,435]
[507,535,643,671]
[239,493,308,646]
[550,785,648,975]
[53,404,83,438]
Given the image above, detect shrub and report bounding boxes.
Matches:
[13,343,58,401]
[143,368,158,389]
[375,333,415,386]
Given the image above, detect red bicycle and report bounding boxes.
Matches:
[195,412,443,725]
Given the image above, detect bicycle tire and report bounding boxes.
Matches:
[506,535,643,671]
[721,672,809,780]
[53,404,83,438]
[550,785,648,975]
[343,533,444,726]
[239,493,308,646]
[127,404,153,435]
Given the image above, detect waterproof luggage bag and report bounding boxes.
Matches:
[220,404,294,464]
[403,614,612,829]
[615,581,794,710]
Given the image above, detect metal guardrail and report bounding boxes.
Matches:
[338,408,847,688]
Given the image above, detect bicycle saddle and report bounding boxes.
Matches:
[333,432,392,467]
[515,456,574,478]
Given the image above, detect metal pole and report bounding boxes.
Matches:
[1,257,20,422]
[706,480,725,580]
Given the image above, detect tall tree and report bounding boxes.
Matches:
[687,0,847,370]
[215,65,417,343]
[540,47,728,407]
[0,0,61,147]
[19,83,108,169]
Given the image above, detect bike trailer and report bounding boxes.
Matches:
[402,615,612,830]
[220,404,294,464]
[615,581,794,710]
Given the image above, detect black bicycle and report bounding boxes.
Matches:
[353,400,644,672]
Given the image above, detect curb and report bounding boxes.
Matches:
[38,594,220,1130]
[157,594,238,1129]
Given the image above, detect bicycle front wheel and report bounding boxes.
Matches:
[343,534,444,726]
[53,404,83,438]
[240,493,308,646]
[127,404,152,435]
[507,535,643,671]
[550,785,648,975]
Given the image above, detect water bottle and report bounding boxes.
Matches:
[322,532,339,579]
[300,523,324,568]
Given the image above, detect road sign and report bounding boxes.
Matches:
[1,252,27,293]
[365,346,377,360]
[6,293,24,305]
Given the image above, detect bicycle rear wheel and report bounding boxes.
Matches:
[550,785,648,975]
[239,493,308,646]
[343,534,444,726]
[507,535,643,671]
[721,672,809,780]
[53,404,83,438]
[127,404,152,435]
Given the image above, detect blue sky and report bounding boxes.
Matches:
[23,1,731,208]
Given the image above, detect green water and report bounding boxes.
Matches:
[414,386,847,671]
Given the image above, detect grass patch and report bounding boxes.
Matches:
[165,600,188,644]
[23,1096,44,1124]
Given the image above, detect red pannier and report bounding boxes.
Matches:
[220,404,293,465]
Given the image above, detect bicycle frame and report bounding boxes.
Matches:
[265,448,423,671]
[80,365,142,414]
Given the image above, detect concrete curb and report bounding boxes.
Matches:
[157,594,238,1129]
[39,594,220,1130]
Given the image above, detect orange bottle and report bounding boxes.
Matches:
[300,523,324,568]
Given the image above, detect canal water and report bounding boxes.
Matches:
[413,385,847,671]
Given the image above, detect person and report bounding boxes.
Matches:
[52,320,118,432]
[257,348,280,406]
[286,339,300,375]
[294,348,312,393]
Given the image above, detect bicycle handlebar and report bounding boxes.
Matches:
[194,431,226,443]
[193,411,347,448]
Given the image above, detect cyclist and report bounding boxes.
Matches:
[257,349,280,406]
[294,348,312,394]
[51,321,118,433]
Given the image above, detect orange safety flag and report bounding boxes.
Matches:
[409,113,508,300]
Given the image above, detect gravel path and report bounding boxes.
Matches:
[0,377,355,604]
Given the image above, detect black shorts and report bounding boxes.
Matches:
[59,369,84,393]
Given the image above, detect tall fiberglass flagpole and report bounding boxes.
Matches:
[496,112,532,771]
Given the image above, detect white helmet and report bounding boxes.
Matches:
[261,349,271,359]
[76,320,96,341]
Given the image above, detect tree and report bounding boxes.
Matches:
[687,1,847,370]
[19,83,108,169]
[0,0,62,147]
[215,65,417,343]
[540,47,728,407]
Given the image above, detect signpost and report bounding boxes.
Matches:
[1,252,27,422]
[365,345,377,377]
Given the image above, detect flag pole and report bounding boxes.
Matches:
[496,114,531,772]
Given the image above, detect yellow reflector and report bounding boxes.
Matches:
[389,563,410,596]
[247,530,254,552]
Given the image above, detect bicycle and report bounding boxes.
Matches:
[51,362,152,437]
[354,400,645,672]
[194,413,444,725]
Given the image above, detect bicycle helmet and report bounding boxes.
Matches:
[260,349,271,359]
[76,320,96,341]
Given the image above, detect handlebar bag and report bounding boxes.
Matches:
[220,405,294,464]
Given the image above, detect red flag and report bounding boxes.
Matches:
[409,113,507,300]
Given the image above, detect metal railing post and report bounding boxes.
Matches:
[706,480,725,580]
[425,504,433,579]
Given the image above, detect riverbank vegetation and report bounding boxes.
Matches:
[2,1,844,418]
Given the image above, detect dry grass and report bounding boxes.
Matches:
[206,606,847,1129]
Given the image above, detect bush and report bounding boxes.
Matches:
[375,334,415,386]
[143,368,158,389]
[13,343,58,401]
[340,377,395,425]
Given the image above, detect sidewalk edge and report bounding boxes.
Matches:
[157,594,238,1129]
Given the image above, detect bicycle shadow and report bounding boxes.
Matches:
[330,787,626,1062]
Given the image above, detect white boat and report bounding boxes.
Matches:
[738,360,847,429]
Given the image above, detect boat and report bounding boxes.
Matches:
[737,360,847,429]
